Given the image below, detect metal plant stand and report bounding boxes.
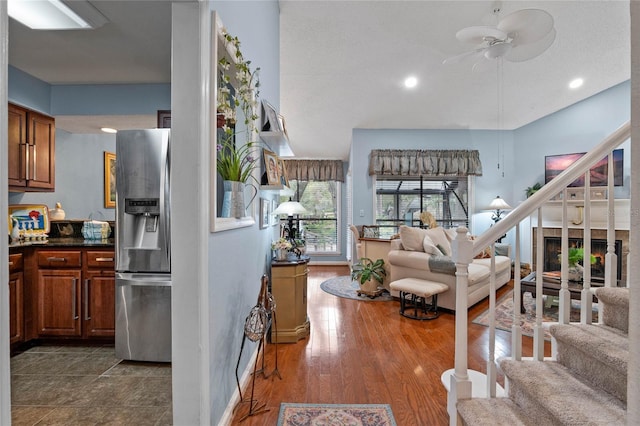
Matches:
[234,275,281,421]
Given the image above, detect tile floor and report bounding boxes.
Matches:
[10,345,172,425]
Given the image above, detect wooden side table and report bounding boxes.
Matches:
[270,256,310,343]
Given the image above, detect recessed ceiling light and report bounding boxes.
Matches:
[404,76,418,89]
[569,78,584,89]
[101,127,118,134]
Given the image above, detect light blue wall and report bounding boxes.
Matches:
[8,131,116,220]
[8,68,168,221]
[208,1,280,423]
[350,128,515,236]
[51,84,170,115]
[512,80,631,204]
[8,66,51,114]
[349,81,630,265]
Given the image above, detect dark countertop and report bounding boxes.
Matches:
[9,238,115,250]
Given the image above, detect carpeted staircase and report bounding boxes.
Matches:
[457,287,629,425]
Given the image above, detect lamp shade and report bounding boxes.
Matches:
[273,201,308,216]
[488,196,512,211]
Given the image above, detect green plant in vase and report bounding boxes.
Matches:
[560,247,596,282]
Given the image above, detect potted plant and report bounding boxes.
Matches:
[351,257,386,294]
[272,238,293,261]
[561,247,596,281]
[525,182,542,198]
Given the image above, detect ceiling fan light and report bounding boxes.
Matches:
[484,42,512,59]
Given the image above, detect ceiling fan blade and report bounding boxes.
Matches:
[471,57,496,73]
[456,26,507,45]
[442,48,484,65]
[505,27,556,62]
[497,8,554,45]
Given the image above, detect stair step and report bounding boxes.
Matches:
[457,398,533,426]
[594,287,629,333]
[551,323,628,403]
[500,359,626,425]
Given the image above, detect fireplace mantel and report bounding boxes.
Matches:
[530,199,630,230]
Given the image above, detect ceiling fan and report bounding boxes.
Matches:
[444,8,556,71]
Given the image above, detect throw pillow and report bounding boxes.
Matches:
[399,225,427,251]
[425,227,452,257]
[422,234,444,255]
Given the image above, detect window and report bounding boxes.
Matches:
[374,177,469,238]
[280,181,341,255]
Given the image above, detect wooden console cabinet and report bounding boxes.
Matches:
[270,258,310,343]
[8,103,55,191]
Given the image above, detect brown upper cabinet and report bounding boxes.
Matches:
[8,103,55,192]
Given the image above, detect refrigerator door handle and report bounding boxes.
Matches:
[115,273,172,287]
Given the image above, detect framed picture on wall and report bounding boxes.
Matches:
[263,149,280,185]
[260,198,270,229]
[104,151,116,208]
[271,200,279,226]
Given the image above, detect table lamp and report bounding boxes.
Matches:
[488,196,512,224]
[272,201,308,242]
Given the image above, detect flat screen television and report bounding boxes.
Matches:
[545,149,623,187]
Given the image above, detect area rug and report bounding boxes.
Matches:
[320,276,394,301]
[277,403,397,426]
[472,289,599,340]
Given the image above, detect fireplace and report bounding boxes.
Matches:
[533,227,628,285]
[543,237,622,282]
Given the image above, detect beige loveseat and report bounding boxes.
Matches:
[388,226,511,312]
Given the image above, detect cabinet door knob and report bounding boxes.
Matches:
[47,257,66,262]
[95,257,114,262]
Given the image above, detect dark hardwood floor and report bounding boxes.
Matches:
[231,265,550,425]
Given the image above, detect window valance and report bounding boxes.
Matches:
[368,149,483,177]
[282,159,345,182]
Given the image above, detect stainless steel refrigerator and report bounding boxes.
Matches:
[115,129,171,362]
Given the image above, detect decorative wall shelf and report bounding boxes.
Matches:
[259,131,294,157]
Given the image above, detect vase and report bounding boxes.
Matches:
[568,264,584,282]
[275,249,288,261]
[221,180,257,218]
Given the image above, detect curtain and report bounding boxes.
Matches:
[368,149,483,177]
[282,159,345,182]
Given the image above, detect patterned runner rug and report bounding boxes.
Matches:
[319,276,394,301]
[277,403,397,426]
[472,289,599,340]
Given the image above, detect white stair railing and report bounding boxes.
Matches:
[446,121,631,425]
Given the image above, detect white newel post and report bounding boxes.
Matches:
[447,227,473,425]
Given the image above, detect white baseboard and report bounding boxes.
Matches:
[217,344,259,426]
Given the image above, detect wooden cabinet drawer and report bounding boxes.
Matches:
[37,251,82,268]
[86,251,115,269]
[9,253,23,273]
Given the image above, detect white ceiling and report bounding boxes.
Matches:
[8,1,630,161]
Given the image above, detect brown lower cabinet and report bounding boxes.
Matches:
[23,247,115,342]
[9,253,24,345]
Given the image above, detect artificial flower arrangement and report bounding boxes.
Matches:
[271,237,293,251]
[216,27,261,184]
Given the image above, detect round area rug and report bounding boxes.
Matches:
[320,276,394,301]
